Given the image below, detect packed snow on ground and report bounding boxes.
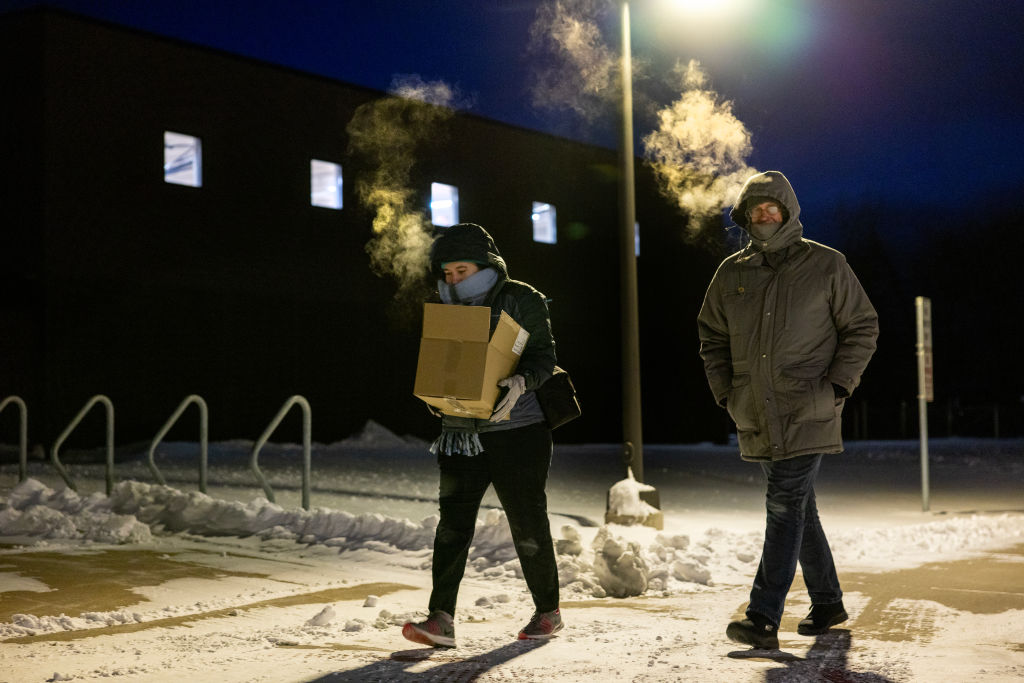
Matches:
[1,423,1023,681]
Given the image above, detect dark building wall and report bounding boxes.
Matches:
[634,169,734,445]
[1,8,725,451]
[0,12,47,443]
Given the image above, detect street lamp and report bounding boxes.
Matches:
[611,0,754,525]
[612,0,660,522]
[614,0,638,481]
[618,0,642,483]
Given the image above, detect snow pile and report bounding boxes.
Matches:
[339,419,429,449]
[831,514,1024,569]
[0,479,152,544]
[605,470,661,527]
[590,526,649,597]
[0,478,439,550]
[555,524,762,599]
[305,605,336,627]
[7,609,146,638]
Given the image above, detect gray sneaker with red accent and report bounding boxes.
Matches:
[402,610,455,648]
[518,609,563,640]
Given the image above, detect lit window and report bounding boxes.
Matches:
[532,202,557,244]
[635,222,641,256]
[431,182,459,227]
[163,131,202,187]
[310,160,343,209]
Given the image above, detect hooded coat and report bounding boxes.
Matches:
[429,223,556,433]
[697,171,879,461]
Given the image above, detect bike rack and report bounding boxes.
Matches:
[147,394,209,493]
[0,396,28,482]
[50,395,115,495]
[250,395,312,509]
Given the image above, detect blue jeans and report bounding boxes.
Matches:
[747,453,842,626]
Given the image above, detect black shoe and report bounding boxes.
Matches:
[726,614,779,649]
[797,601,848,635]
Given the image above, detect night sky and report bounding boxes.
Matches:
[10,0,1023,228]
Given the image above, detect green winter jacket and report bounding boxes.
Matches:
[697,171,879,461]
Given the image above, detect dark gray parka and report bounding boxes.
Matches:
[697,171,879,461]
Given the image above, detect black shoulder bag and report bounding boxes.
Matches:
[535,366,581,429]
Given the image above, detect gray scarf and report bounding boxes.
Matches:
[437,267,499,306]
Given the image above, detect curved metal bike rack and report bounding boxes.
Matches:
[250,395,312,509]
[0,395,28,482]
[147,394,209,493]
[50,395,115,495]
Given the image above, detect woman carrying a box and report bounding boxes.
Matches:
[402,222,562,647]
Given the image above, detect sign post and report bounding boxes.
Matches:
[915,296,934,511]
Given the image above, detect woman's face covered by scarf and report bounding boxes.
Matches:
[442,261,481,284]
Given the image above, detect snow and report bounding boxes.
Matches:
[1,425,1023,681]
[606,468,661,527]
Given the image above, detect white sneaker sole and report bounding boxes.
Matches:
[518,622,564,640]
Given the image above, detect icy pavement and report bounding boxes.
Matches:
[1,433,1023,681]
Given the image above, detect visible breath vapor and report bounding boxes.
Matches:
[643,60,756,239]
[528,0,757,244]
[346,75,459,300]
[527,0,621,122]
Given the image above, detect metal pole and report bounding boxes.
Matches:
[919,395,929,512]
[50,395,114,494]
[0,396,28,482]
[915,297,931,512]
[147,395,209,492]
[619,0,644,482]
[250,395,312,509]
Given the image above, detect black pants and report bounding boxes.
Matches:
[429,422,559,617]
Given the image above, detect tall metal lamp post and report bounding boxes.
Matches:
[608,0,661,527]
[618,0,644,485]
[608,0,753,525]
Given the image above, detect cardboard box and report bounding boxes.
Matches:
[414,303,530,419]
